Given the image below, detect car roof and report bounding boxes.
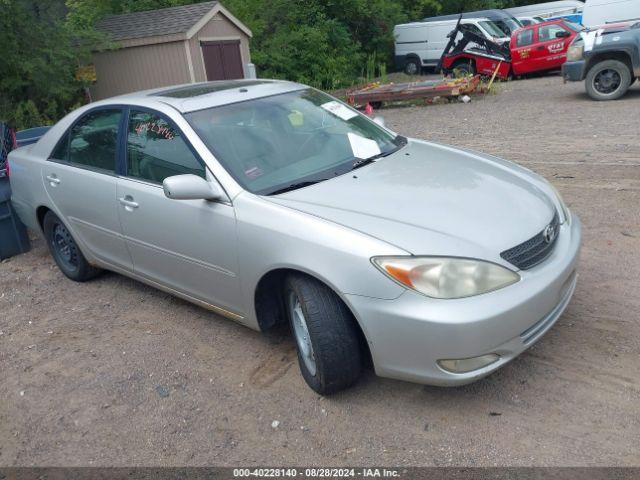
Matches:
[396,16,495,28]
[109,79,307,114]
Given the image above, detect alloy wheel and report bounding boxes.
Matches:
[593,68,622,95]
[288,291,317,376]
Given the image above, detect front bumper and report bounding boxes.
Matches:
[345,213,582,386]
[562,60,587,82]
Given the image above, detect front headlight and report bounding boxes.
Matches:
[566,42,584,61]
[372,256,520,299]
[549,184,571,225]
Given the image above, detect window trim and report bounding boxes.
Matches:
[122,106,209,187]
[47,105,126,177]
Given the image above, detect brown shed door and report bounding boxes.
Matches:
[201,40,244,81]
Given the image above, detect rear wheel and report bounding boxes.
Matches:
[43,211,102,282]
[585,60,631,101]
[452,60,476,77]
[284,274,362,395]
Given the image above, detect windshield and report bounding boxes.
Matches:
[186,89,403,195]
[479,20,508,37]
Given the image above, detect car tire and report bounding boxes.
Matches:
[43,211,102,282]
[585,60,631,101]
[404,58,421,76]
[284,274,362,395]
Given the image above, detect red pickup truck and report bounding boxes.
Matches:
[442,19,582,79]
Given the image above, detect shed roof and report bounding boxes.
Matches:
[96,1,251,46]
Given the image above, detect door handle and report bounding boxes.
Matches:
[46,174,60,186]
[118,196,139,209]
[536,45,545,51]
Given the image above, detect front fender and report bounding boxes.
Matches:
[233,192,408,328]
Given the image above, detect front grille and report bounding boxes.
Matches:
[501,212,560,270]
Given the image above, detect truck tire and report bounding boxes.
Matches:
[585,60,632,101]
[452,60,476,77]
[283,273,362,395]
[404,58,421,75]
[43,211,102,282]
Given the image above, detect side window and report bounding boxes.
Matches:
[539,25,567,42]
[68,109,122,172]
[126,110,206,184]
[51,134,69,161]
[516,29,534,47]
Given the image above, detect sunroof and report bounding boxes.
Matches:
[154,81,271,99]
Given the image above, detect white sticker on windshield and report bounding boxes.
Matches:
[347,133,381,159]
[321,101,358,121]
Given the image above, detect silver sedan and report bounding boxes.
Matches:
[8,80,581,394]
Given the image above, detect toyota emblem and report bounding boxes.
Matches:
[543,224,557,244]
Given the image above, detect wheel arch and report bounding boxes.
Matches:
[254,267,373,366]
[452,57,476,69]
[586,51,634,78]
[36,205,52,233]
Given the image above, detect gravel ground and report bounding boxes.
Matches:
[1,74,639,467]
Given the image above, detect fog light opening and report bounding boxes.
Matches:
[437,354,500,374]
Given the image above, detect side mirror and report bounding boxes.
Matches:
[373,116,386,128]
[556,30,571,38]
[163,174,223,201]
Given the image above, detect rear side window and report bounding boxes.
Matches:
[126,110,206,184]
[516,29,534,47]
[51,134,69,161]
[67,109,122,172]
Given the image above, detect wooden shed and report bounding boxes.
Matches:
[92,1,253,100]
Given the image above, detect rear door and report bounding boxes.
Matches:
[116,108,243,315]
[531,23,574,71]
[511,27,536,74]
[42,108,132,270]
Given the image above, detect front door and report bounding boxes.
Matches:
[42,108,132,270]
[201,40,244,81]
[116,108,243,315]
[531,23,573,72]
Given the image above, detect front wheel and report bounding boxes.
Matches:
[43,211,102,282]
[585,60,631,101]
[284,274,362,395]
[404,58,421,76]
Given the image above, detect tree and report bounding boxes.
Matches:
[0,1,82,128]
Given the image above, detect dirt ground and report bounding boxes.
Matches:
[1,75,639,467]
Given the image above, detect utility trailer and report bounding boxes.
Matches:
[346,76,481,108]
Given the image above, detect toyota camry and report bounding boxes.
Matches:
[8,79,581,394]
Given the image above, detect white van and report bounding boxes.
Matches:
[506,1,584,20]
[394,18,509,74]
[582,0,640,26]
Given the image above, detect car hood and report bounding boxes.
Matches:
[267,140,556,261]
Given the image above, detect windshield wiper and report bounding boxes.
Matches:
[351,136,408,171]
[268,180,327,196]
